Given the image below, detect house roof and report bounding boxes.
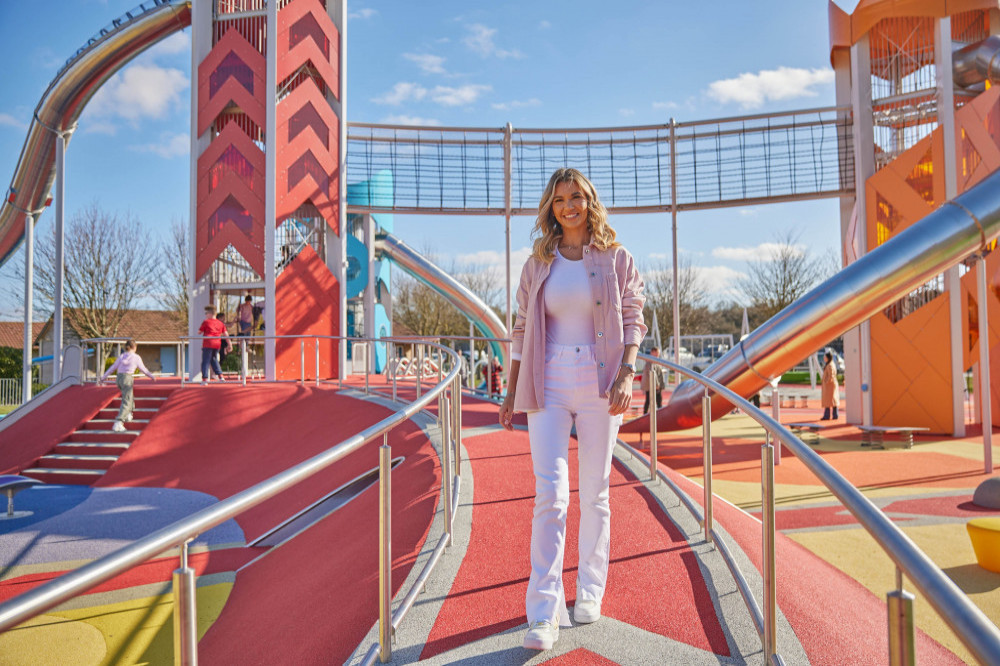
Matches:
[0,321,44,348]
[39,309,187,344]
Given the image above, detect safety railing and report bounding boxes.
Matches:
[629,353,1000,665]
[387,335,511,401]
[0,338,465,666]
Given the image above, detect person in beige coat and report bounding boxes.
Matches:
[821,352,840,420]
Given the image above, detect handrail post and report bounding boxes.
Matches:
[172,540,197,666]
[240,339,247,387]
[703,390,713,544]
[315,337,320,386]
[365,341,371,394]
[440,392,453,547]
[379,436,392,663]
[416,345,423,399]
[391,347,398,401]
[453,375,462,472]
[299,338,305,385]
[649,390,658,482]
[762,435,777,661]
[888,567,916,665]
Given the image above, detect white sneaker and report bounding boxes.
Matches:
[523,620,558,650]
[112,421,126,432]
[574,599,601,624]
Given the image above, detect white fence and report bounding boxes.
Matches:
[0,378,22,405]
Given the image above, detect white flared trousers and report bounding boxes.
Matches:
[525,343,621,625]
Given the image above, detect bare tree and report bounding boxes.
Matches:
[28,203,162,338]
[737,231,830,321]
[641,257,713,344]
[161,217,189,325]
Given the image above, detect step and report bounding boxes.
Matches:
[82,419,148,431]
[108,398,165,409]
[66,430,138,443]
[22,468,106,485]
[97,408,156,420]
[55,442,130,456]
[37,454,118,470]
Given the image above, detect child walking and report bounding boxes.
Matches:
[101,339,155,432]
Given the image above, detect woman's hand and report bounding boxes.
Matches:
[608,371,634,415]
[499,394,516,431]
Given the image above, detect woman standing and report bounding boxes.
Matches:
[821,351,840,420]
[499,168,646,651]
[100,339,155,432]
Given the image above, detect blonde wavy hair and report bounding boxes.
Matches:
[531,168,618,263]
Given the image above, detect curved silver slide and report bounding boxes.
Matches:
[374,232,507,364]
[627,166,1000,432]
[0,0,191,266]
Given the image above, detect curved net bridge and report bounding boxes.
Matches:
[346,106,855,215]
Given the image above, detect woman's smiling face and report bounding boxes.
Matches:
[551,180,589,237]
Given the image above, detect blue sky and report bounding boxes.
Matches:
[0,0,862,319]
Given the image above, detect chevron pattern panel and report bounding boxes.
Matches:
[275,245,340,380]
[276,0,341,232]
[196,27,267,281]
[957,85,1000,194]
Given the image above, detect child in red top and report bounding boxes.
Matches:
[199,305,231,383]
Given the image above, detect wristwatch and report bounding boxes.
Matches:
[620,362,636,374]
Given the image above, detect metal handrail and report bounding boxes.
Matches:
[636,352,1000,664]
[0,339,463,664]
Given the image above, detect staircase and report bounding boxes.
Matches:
[21,386,174,485]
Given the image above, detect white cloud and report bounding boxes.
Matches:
[0,113,26,129]
[85,63,188,126]
[431,84,491,106]
[619,108,635,117]
[455,246,533,285]
[694,265,745,298]
[349,8,377,19]
[706,66,834,109]
[712,242,805,262]
[463,24,522,59]
[131,132,189,158]
[404,53,446,75]
[539,20,551,29]
[143,32,190,59]
[381,114,441,126]
[372,82,428,105]
[492,98,541,111]
[652,101,678,111]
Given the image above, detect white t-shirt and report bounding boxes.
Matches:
[543,250,596,345]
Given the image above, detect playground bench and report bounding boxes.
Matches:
[858,425,930,450]
[786,422,836,445]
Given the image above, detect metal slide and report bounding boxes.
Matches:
[0,0,192,265]
[628,166,1000,432]
[374,232,507,364]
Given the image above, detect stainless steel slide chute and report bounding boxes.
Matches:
[374,232,507,365]
[624,167,1000,433]
[0,0,192,266]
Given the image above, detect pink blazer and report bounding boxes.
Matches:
[511,242,647,412]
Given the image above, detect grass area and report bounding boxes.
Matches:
[780,370,843,384]
[0,404,18,415]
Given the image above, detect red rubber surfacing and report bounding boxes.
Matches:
[420,429,728,659]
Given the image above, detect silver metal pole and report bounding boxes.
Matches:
[365,340,371,394]
[888,566,916,666]
[669,118,681,386]
[391,346,397,401]
[649,391,658,482]
[762,436,777,660]
[504,122,513,359]
[22,212,33,403]
[172,541,198,666]
[703,391,713,544]
[379,437,392,663]
[316,337,321,387]
[416,344,423,399]
[300,338,305,385]
[441,393,453,547]
[54,132,68,382]
[240,339,247,387]
[453,376,462,472]
[978,255,993,473]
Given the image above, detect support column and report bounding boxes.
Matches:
[364,213,376,372]
[937,17,965,437]
[504,122,513,365]
[336,0,348,379]
[53,131,70,382]
[264,0,277,381]
[850,35,875,426]
[669,118,681,383]
[22,213,33,403]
